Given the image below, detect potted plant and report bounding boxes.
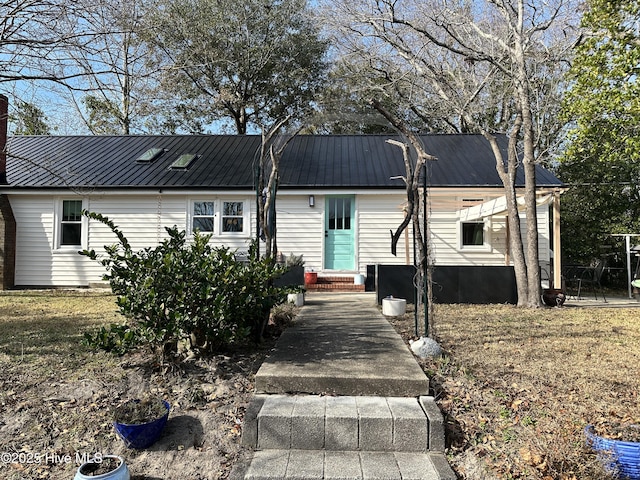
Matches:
[585,423,640,479]
[542,288,566,307]
[286,286,305,307]
[113,396,170,449]
[74,454,129,480]
[273,253,305,288]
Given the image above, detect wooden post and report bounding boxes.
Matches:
[553,191,562,289]
[505,216,511,266]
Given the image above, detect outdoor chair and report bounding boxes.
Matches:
[569,259,607,302]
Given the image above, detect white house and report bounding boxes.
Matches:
[0,97,563,299]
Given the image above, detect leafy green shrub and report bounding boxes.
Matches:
[80,211,286,357]
[83,323,140,356]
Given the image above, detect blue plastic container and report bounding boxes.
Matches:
[586,425,640,479]
[114,400,170,449]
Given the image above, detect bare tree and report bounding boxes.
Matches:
[370,99,438,330]
[0,1,114,86]
[321,0,580,307]
[256,116,301,260]
[49,0,162,135]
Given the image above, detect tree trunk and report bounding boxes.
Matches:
[484,127,529,306]
[257,116,297,261]
[513,3,542,307]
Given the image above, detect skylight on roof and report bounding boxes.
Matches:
[136,147,165,163]
[170,153,199,170]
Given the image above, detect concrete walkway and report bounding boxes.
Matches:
[564,295,640,308]
[255,293,429,397]
[233,292,455,480]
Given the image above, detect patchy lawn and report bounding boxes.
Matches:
[390,303,640,480]
[0,290,287,480]
[2,291,639,480]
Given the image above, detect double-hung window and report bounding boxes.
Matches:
[222,201,244,233]
[60,199,83,247]
[192,201,215,233]
[189,199,249,236]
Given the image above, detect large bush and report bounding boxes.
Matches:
[80,211,286,357]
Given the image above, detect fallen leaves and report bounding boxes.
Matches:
[391,303,640,479]
[0,290,285,480]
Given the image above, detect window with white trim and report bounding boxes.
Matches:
[192,201,215,233]
[457,197,491,251]
[222,201,244,233]
[60,199,84,246]
[457,218,492,252]
[461,222,485,246]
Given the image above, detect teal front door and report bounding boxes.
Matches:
[325,196,355,270]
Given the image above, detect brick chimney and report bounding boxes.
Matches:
[0,94,16,289]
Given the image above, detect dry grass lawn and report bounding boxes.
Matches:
[1,290,638,480]
[0,290,282,480]
[391,303,640,479]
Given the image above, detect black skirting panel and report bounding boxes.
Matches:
[373,264,517,305]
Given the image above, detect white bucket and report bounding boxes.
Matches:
[382,298,406,316]
[354,274,365,285]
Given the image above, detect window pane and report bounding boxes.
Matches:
[63,200,83,222]
[223,218,243,232]
[329,199,336,230]
[344,199,351,229]
[61,224,82,246]
[170,153,197,169]
[224,202,243,216]
[462,223,484,246]
[193,217,214,232]
[136,148,164,163]
[194,201,214,216]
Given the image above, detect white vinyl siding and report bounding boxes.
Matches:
[358,195,413,271]
[7,189,552,287]
[11,196,98,287]
[9,193,255,287]
[273,195,324,271]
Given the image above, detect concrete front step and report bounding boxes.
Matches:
[242,395,445,454]
[241,450,456,480]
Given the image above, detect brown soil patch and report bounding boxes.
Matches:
[0,290,290,480]
[389,303,640,480]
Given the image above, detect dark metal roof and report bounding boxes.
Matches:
[4,134,562,190]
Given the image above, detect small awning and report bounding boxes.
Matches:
[459,194,553,221]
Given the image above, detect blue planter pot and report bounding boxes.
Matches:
[74,455,129,480]
[586,425,640,479]
[114,400,170,449]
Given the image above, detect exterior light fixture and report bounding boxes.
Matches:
[309,195,315,207]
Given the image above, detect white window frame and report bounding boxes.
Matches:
[457,218,492,252]
[457,197,492,252]
[220,199,250,237]
[54,197,88,251]
[189,200,216,235]
[187,198,251,238]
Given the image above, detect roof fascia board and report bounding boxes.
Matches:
[0,188,254,196]
[1,187,408,196]
[0,186,564,197]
